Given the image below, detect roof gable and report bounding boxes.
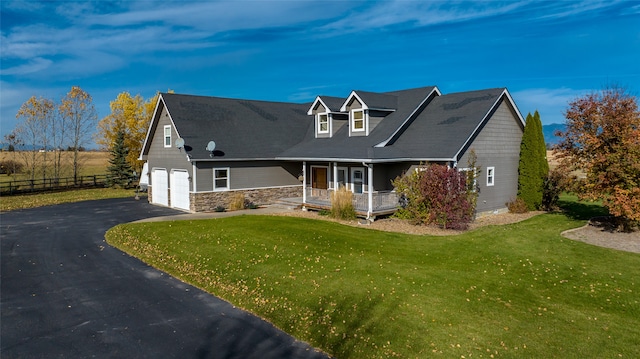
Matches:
[307,96,344,115]
[340,90,398,112]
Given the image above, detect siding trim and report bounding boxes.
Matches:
[196,184,302,194]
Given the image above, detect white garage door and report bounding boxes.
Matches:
[151,168,168,206]
[170,170,190,211]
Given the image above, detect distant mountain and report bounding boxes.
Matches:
[542,123,566,147]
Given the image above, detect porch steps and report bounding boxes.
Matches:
[270,197,304,210]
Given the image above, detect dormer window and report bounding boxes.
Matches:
[351,109,366,132]
[317,113,329,134]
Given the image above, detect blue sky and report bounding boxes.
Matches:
[2,1,639,146]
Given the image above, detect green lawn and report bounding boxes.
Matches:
[106,199,640,358]
[0,188,140,212]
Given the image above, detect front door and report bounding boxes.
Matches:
[311,167,328,189]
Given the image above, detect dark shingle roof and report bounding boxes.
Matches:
[160,93,311,160]
[391,88,506,159]
[352,91,398,110]
[278,86,437,159]
[318,96,344,112]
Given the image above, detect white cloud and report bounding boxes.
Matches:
[1,57,52,75]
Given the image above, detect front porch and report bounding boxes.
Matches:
[303,188,399,219]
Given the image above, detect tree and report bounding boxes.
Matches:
[556,86,640,227]
[15,96,55,181]
[517,111,548,210]
[96,92,159,173]
[107,130,135,188]
[59,86,98,184]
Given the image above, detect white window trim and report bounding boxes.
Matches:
[458,167,478,192]
[317,113,330,135]
[350,167,365,193]
[213,167,230,191]
[350,109,367,134]
[486,166,495,187]
[163,125,171,148]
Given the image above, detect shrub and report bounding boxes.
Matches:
[420,164,474,230]
[244,199,258,209]
[392,168,429,224]
[393,164,477,230]
[542,167,570,211]
[214,206,226,212]
[330,186,356,220]
[506,197,529,213]
[0,160,24,175]
[229,192,245,211]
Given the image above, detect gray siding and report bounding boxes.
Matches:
[458,101,524,213]
[146,107,192,190]
[194,161,300,192]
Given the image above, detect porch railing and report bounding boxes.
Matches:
[304,188,399,213]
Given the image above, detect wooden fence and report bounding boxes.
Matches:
[0,174,117,195]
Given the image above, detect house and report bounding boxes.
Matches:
[139,86,525,219]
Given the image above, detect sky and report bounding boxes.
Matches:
[1,0,639,147]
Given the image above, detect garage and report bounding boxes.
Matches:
[151,168,168,206]
[170,170,190,211]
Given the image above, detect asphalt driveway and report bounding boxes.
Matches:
[1,198,329,358]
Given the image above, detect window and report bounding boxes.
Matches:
[164,125,171,148]
[317,114,329,134]
[459,167,477,192]
[486,167,495,186]
[214,168,229,191]
[351,168,364,194]
[352,110,365,132]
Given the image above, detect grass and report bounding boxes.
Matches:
[106,196,640,358]
[0,151,109,182]
[0,188,140,212]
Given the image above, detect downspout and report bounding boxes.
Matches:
[191,160,197,213]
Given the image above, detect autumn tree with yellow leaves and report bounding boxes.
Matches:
[555,86,640,230]
[96,92,160,173]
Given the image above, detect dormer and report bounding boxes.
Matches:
[307,96,346,138]
[340,91,397,136]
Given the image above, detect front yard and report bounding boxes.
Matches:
[106,199,640,358]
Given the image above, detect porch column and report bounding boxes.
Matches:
[367,163,373,219]
[333,162,338,189]
[302,161,307,209]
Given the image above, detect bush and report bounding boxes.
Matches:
[542,167,570,211]
[420,165,474,230]
[0,160,23,175]
[392,169,429,224]
[506,197,529,213]
[244,199,258,209]
[393,164,477,230]
[330,186,356,220]
[214,206,226,212]
[229,192,245,211]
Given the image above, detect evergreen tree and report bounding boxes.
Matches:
[107,130,135,188]
[533,111,549,184]
[518,111,548,210]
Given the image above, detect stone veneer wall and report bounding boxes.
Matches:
[191,186,302,212]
